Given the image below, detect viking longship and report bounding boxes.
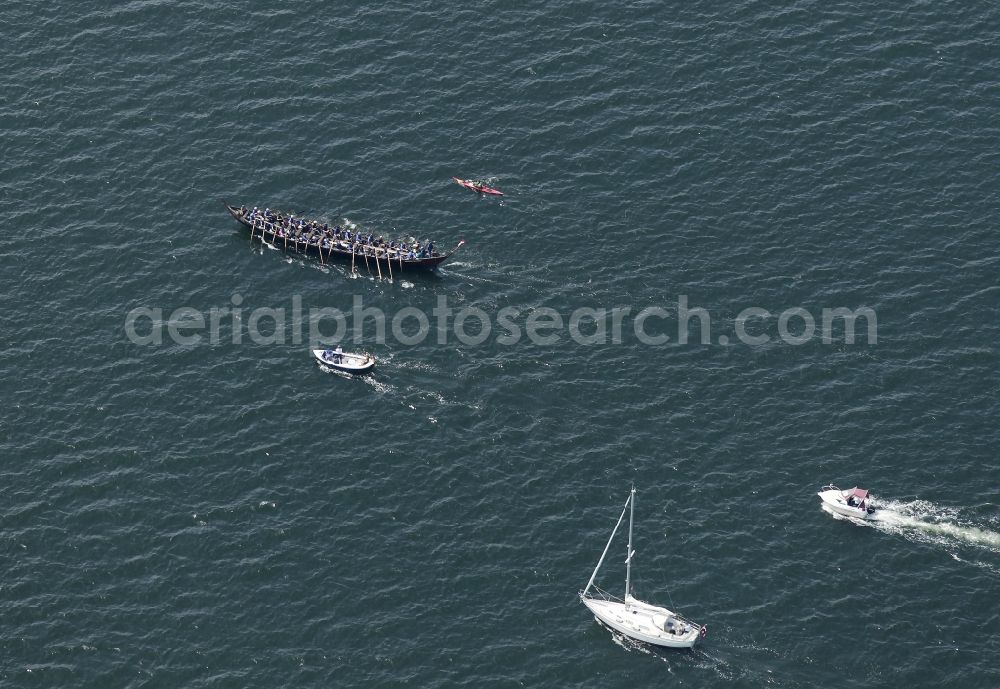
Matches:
[223,202,464,272]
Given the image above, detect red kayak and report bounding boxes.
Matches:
[453,177,504,196]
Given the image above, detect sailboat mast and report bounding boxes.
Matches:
[625,485,635,605]
[582,492,632,597]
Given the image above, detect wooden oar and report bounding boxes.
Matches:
[363,245,371,273]
[386,249,393,281]
[375,248,383,280]
[283,227,288,251]
[318,235,325,264]
[351,243,356,274]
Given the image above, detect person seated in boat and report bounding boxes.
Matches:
[332,345,343,363]
[427,241,434,254]
[847,495,858,507]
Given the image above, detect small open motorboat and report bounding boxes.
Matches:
[452,177,504,196]
[818,484,877,520]
[312,348,375,373]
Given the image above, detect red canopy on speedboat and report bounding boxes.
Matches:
[851,488,869,500]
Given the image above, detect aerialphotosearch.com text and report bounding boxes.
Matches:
[123,295,878,348]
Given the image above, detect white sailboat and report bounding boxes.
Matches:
[580,487,706,649]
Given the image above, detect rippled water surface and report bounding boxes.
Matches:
[2,2,999,687]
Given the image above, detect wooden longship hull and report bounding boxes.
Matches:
[223,202,462,271]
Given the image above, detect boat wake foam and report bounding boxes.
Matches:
[865,499,1000,555]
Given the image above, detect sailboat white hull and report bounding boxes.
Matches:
[582,595,702,649]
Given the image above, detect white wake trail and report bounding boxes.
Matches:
[868,498,1000,553]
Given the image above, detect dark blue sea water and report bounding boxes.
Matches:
[2,2,999,687]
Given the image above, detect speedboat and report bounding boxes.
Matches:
[817,484,877,520]
[312,348,375,373]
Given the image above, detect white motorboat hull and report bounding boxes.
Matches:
[582,596,701,649]
[312,349,375,373]
[817,489,876,520]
